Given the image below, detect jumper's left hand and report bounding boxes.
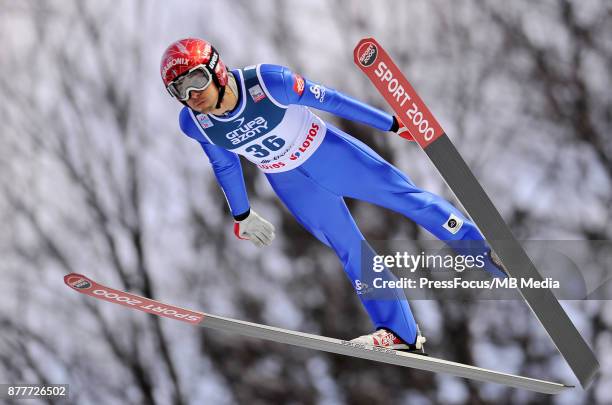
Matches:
[390,116,415,142]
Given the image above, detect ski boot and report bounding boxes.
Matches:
[351,324,428,355]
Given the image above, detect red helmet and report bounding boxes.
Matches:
[160,38,229,106]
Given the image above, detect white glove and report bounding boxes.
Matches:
[233,210,275,247]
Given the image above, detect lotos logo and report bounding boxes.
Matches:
[258,162,286,171]
[293,74,305,96]
[66,275,92,290]
[357,42,378,67]
[290,123,320,160]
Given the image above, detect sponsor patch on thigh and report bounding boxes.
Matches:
[443,213,464,234]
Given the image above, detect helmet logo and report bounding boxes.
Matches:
[208,52,218,69]
[202,44,212,60]
[162,57,189,79]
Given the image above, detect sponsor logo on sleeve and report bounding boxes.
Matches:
[197,114,214,129]
[357,41,378,67]
[309,85,326,103]
[293,74,305,96]
[443,213,464,234]
[248,84,266,102]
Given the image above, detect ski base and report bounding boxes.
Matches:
[64,273,573,395]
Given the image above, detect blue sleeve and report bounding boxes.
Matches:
[179,108,250,217]
[259,64,394,131]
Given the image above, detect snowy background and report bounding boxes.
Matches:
[1,0,611,404]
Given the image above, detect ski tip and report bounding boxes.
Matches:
[355,37,377,48]
[64,273,93,291]
[353,38,382,69]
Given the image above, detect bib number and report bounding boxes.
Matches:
[245,135,286,158]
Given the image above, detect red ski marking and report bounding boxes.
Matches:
[354,38,445,148]
[64,273,204,324]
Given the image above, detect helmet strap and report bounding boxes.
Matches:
[216,72,238,110]
[227,72,238,98]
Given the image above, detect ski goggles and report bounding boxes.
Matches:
[167,65,213,101]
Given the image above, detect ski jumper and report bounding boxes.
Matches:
[178,64,506,345]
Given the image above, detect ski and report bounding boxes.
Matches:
[64,273,572,394]
[353,37,598,388]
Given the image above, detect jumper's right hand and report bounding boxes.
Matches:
[234,210,275,247]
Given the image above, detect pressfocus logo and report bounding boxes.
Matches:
[358,42,378,67]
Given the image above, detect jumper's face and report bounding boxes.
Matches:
[185,84,219,114]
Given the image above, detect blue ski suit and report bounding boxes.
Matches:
[178,64,505,345]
